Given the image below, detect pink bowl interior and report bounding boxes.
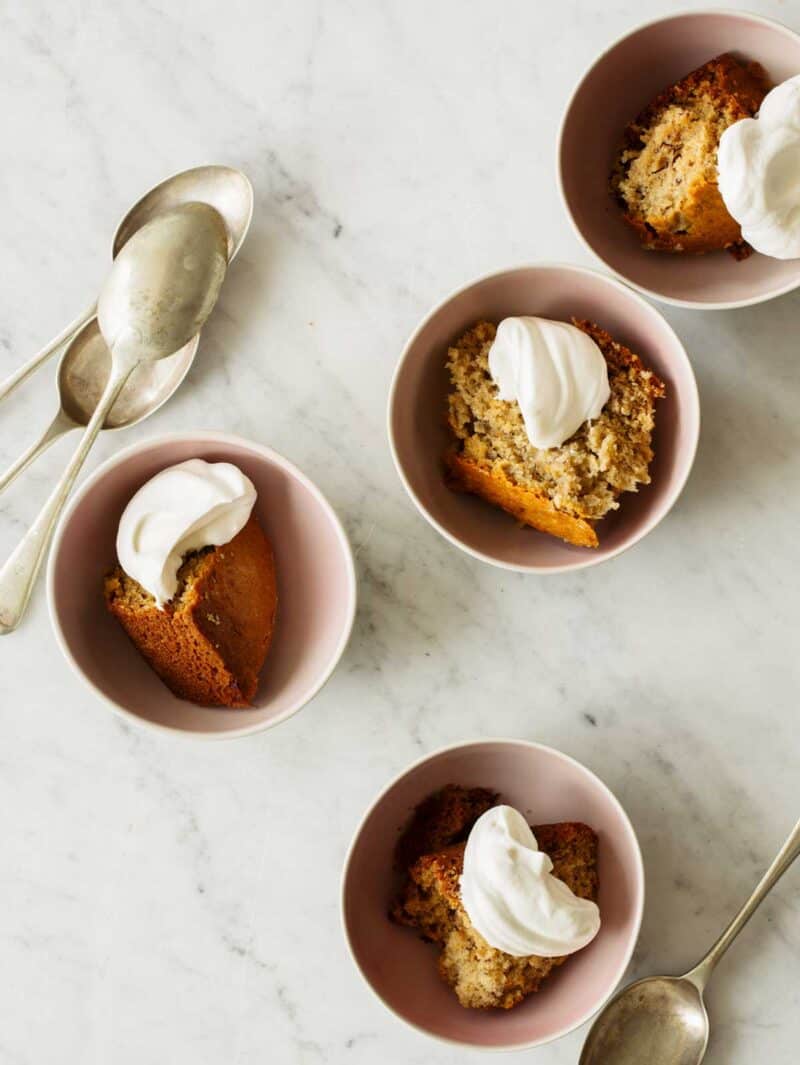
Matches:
[343,741,643,1049]
[390,265,698,570]
[560,12,800,306]
[50,436,355,735]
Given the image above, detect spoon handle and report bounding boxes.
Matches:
[685,816,800,990]
[0,410,74,497]
[0,304,96,404]
[0,358,136,634]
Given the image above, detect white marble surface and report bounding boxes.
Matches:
[1,1,799,1061]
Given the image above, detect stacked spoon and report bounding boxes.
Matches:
[0,166,253,634]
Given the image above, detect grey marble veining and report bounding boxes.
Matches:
[1,1,799,1062]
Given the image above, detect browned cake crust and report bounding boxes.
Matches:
[446,320,664,547]
[104,514,278,708]
[612,53,769,255]
[391,787,599,1010]
[393,784,499,872]
[446,454,600,547]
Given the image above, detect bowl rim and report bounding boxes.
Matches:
[556,7,800,311]
[340,736,646,1052]
[387,261,700,573]
[46,430,358,741]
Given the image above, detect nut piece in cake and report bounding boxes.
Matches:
[104,515,277,708]
[392,787,599,1010]
[445,320,664,547]
[612,53,769,256]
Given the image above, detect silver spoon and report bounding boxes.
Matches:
[0,201,228,634]
[0,165,251,402]
[580,816,800,1065]
[0,318,197,496]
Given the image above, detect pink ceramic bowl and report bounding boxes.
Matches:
[342,739,644,1051]
[47,432,356,738]
[389,263,699,572]
[559,11,800,310]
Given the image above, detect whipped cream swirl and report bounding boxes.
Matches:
[718,74,800,259]
[117,458,257,608]
[487,317,610,449]
[460,806,601,958]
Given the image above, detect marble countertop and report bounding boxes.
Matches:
[1,1,799,1062]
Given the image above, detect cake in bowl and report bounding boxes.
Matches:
[612,53,769,257]
[391,786,600,1010]
[446,317,665,548]
[103,458,277,708]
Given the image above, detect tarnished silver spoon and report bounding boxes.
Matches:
[0,318,197,496]
[580,816,800,1065]
[112,164,252,262]
[0,201,229,634]
[0,165,252,402]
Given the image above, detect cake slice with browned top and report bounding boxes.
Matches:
[391,786,599,1010]
[446,320,664,547]
[104,514,277,708]
[612,53,769,256]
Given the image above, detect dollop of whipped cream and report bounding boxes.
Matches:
[117,458,257,608]
[460,806,601,958]
[718,75,800,259]
[487,317,610,449]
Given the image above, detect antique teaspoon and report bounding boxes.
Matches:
[580,816,800,1065]
[0,201,228,633]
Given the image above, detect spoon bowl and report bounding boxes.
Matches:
[579,976,708,1065]
[59,317,197,429]
[112,165,253,263]
[98,201,228,360]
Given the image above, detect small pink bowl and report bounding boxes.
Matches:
[47,432,356,738]
[559,10,800,309]
[341,739,644,1051]
[388,263,699,572]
